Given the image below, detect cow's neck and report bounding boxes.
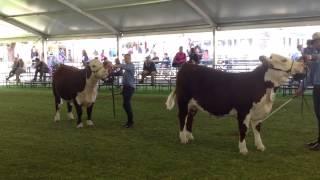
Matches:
[86,75,99,88]
[264,69,289,87]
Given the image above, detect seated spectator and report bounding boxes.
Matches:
[172,46,186,67]
[161,52,171,68]
[139,56,157,85]
[188,47,201,64]
[151,52,160,63]
[33,58,49,82]
[6,58,26,82]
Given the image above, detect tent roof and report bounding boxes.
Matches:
[0,0,320,39]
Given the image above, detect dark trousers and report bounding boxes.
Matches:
[122,85,135,124]
[33,69,46,81]
[313,85,320,141]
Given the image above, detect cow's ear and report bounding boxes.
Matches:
[264,58,273,68]
[86,66,92,79]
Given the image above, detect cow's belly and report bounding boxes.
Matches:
[76,86,98,107]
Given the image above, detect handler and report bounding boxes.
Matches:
[114,54,135,128]
[300,32,320,150]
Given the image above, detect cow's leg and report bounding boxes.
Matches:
[54,97,62,122]
[67,102,74,120]
[178,99,190,144]
[185,106,198,141]
[86,103,95,126]
[251,120,265,151]
[73,100,83,128]
[237,112,251,155]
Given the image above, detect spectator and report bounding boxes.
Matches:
[139,56,157,85]
[113,58,123,76]
[172,46,186,67]
[114,54,135,128]
[100,49,106,61]
[33,58,49,82]
[151,52,160,63]
[82,50,89,67]
[6,58,26,82]
[291,44,303,61]
[31,46,39,66]
[188,47,201,64]
[161,52,171,68]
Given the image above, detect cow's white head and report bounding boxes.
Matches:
[87,59,108,79]
[264,54,305,86]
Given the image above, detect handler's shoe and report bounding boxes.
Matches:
[123,122,134,128]
[309,143,320,151]
[306,139,319,147]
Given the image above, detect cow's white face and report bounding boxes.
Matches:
[89,59,108,79]
[268,54,305,75]
[264,54,305,86]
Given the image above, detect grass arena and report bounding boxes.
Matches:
[0,87,319,179]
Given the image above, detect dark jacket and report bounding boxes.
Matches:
[143,60,156,72]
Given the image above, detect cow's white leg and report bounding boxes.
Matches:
[238,113,250,155]
[54,111,60,122]
[251,120,265,151]
[54,98,63,122]
[68,112,74,120]
[67,102,74,120]
[239,140,248,155]
[86,120,94,126]
[179,116,189,144]
[77,122,83,128]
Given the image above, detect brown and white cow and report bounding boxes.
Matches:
[52,59,108,128]
[166,54,305,154]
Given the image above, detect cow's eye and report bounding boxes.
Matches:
[92,65,96,68]
[281,59,287,63]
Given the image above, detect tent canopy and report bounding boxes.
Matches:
[0,0,319,39]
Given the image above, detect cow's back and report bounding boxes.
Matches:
[53,65,86,100]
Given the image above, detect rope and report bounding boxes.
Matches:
[261,95,297,121]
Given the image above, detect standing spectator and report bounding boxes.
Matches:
[139,56,157,85]
[31,46,39,66]
[6,58,26,82]
[291,44,303,61]
[172,46,187,67]
[33,58,49,82]
[114,54,135,128]
[82,50,89,67]
[188,47,201,64]
[100,49,106,61]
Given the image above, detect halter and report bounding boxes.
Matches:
[270,60,294,74]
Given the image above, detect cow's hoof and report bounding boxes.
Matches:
[86,120,94,126]
[54,113,60,122]
[240,149,248,155]
[67,113,74,120]
[186,132,194,141]
[77,123,83,128]
[179,131,189,144]
[257,145,266,152]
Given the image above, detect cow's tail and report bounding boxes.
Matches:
[166,89,176,110]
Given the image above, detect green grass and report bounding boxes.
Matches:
[0,87,320,179]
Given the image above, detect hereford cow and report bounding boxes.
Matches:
[166,54,305,154]
[52,59,108,128]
